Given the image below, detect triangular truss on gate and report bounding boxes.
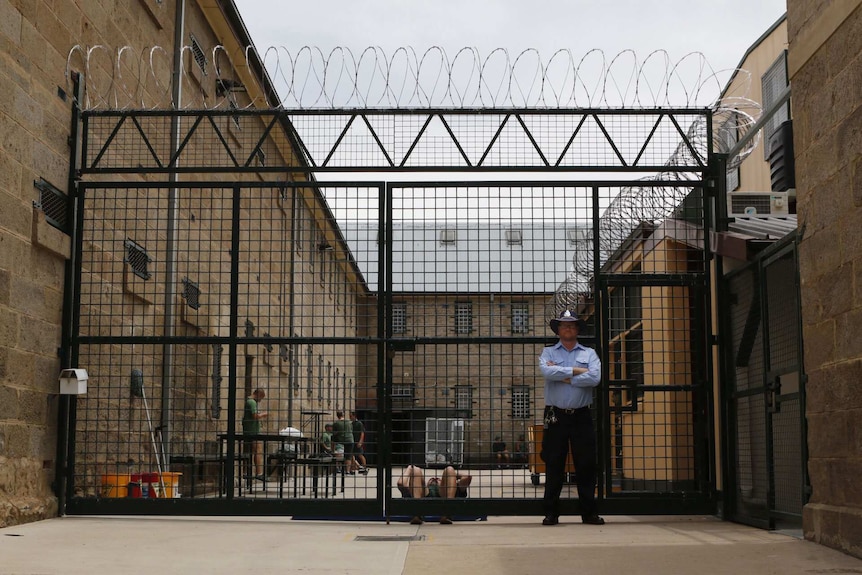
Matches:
[80,108,710,174]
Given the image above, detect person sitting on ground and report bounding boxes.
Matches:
[321,423,334,455]
[492,436,510,468]
[396,464,472,525]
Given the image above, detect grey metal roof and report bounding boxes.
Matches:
[341,221,587,293]
[727,215,798,240]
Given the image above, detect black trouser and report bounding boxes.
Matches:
[541,405,598,519]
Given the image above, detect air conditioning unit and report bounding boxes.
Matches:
[727,191,792,216]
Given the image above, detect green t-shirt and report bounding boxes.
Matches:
[352,419,365,442]
[242,397,260,435]
[333,419,353,444]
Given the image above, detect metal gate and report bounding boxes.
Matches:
[723,235,808,529]
[61,108,717,518]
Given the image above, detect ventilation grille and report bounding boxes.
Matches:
[124,239,151,280]
[190,34,207,75]
[34,179,69,234]
[182,277,201,310]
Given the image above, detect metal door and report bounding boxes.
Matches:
[725,237,807,528]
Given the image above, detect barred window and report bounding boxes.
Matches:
[511,386,531,419]
[392,383,414,399]
[454,302,472,334]
[392,303,407,334]
[511,302,529,334]
[454,385,473,416]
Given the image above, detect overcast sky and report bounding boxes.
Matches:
[233,0,787,89]
[228,0,787,184]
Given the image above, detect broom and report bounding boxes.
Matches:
[131,369,167,497]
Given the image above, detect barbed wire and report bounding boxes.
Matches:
[64,44,762,312]
[67,44,760,112]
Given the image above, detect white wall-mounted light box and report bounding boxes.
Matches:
[59,368,88,395]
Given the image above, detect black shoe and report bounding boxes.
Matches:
[410,515,424,525]
[582,514,605,525]
[358,467,369,474]
[542,516,559,526]
[254,475,266,482]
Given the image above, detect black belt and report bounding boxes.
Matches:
[548,405,589,415]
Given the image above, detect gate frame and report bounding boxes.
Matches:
[61,107,721,518]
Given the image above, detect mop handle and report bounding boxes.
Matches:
[141,388,167,496]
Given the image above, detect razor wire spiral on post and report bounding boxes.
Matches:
[66,44,762,308]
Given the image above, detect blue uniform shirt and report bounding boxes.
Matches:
[539,341,602,409]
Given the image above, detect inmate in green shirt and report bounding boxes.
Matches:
[242,397,260,435]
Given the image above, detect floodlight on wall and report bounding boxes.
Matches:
[59,368,88,395]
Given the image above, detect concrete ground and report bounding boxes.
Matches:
[3,515,862,574]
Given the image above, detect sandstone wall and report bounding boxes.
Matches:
[787,0,862,558]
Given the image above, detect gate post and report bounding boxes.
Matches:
[56,72,85,514]
[710,152,736,518]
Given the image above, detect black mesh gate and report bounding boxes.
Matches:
[724,235,808,529]
[62,109,718,518]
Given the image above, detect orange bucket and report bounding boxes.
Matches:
[160,472,183,498]
[100,474,130,498]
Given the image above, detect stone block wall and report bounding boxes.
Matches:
[0,0,353,526]
[787,0,862,558]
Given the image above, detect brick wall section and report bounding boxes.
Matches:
[788,0,862,558]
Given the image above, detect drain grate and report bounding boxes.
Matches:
[354,535,425,542]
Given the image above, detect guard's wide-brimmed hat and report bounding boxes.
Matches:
[549,309,586,334]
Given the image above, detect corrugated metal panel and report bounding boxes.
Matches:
[728,215,797,240]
